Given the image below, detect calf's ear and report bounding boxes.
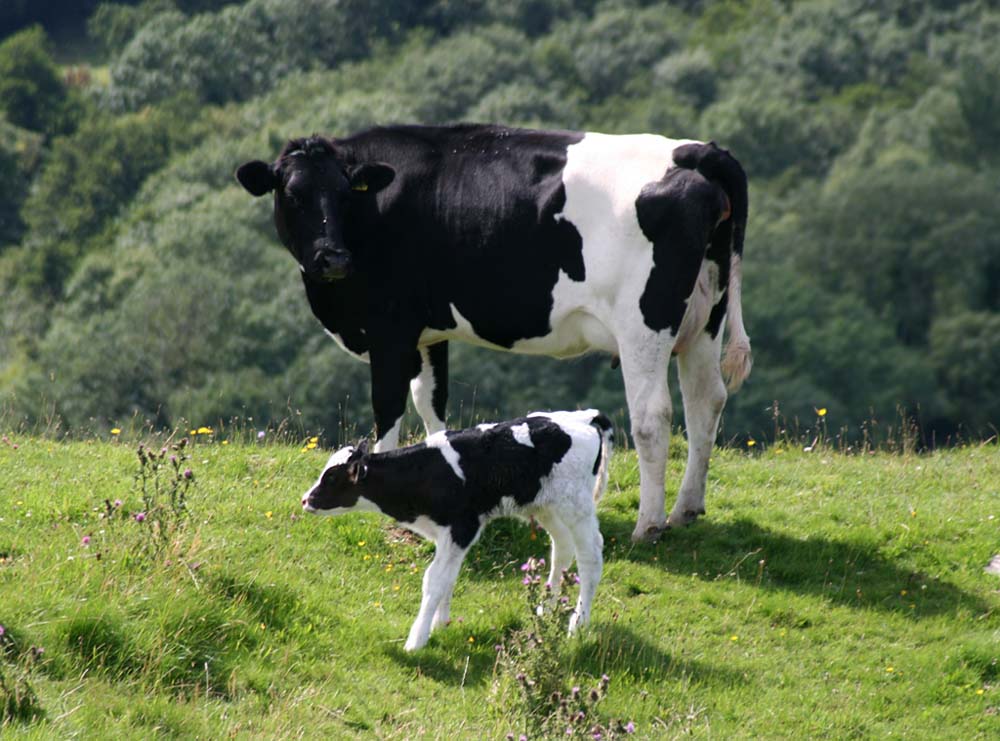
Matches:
[347,460,368,484]
[235,160,278,197]
[353,439,370,457]
[349,162,395,194]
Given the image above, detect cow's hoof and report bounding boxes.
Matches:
[631,523,669,543]
[668,508,706,528]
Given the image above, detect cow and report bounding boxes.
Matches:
[301,409,613,651]
[236,124,751,542]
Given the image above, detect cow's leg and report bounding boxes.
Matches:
[370,344,420,453]
[406,538,468,651]
[410,343,448,437]
[567,515,603,633]
[673,329,727,526]
[619,338,675,542]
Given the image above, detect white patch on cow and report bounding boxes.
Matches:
[423,133,706,360]
[510,422,534,448]
[323,328,369,362]
[374,417,402,453]
[425,430,466,482]
[476,423,497,431]
[410,346,446,435]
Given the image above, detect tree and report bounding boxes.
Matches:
[0,26,80,136]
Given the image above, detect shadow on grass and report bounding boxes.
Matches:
[596,511,992,618]
[383,621,743,689]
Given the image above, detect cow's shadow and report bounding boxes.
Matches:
[398,512,989,620]
[594,511,992,619]
[384,622,743,689]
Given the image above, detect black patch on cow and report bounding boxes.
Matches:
[635,167,725,333]
[345,415,575,548]
[671,141,749,340]
[286,125,587,350]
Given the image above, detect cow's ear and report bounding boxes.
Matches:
[349,162,395,194]
[352,439,370,458]
[235,160,278,197]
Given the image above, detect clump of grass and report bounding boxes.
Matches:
[0,625,45,724]
[493,558,635,739]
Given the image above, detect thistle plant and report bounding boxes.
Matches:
[494,558,635,739]
[131,438,195,559]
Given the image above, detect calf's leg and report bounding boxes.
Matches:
[405,538,468,651]
[674,330,727,526]
[533,512,575,587]
[567,516,603,633]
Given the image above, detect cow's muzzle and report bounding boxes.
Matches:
[312,248,352,282]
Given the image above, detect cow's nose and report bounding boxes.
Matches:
[301,495,309,508]
[313,249,350,281]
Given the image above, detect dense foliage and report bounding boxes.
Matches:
[1,0,998,442]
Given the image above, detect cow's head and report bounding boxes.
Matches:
[236,137,394,282]
[301,440,371,514]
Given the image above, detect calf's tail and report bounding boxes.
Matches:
[672,141,752,391]
[589,413,613,503]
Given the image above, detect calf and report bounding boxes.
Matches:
[301,410,613,651]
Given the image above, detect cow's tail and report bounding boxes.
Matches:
[589,413,613,503]
[672,141,752,391]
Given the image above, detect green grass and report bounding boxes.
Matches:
[1,433,999,738]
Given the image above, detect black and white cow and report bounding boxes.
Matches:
[237,124,751,541]
[301,409,613,651]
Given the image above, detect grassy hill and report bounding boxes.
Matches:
[2,433,998,737]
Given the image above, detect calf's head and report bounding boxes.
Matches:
[301,440,371,514]
[236,137,394,282]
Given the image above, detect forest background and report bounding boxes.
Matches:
[1,0,998,445]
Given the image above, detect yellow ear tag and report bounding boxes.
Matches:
[352,182,368,192]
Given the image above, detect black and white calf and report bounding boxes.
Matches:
[301,410,613,652]
[239,123,751,541]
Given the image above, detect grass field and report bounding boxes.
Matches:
[1,431,998,738]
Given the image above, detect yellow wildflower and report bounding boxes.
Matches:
[747,439,756,448]
[817,408,828,417]
[197,426,213,435]
[265,511,273,519]
[110,428,121,436]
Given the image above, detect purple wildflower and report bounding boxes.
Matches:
[81,535,91,546]
[135,512,146,522]
[520,562,531,572]
[625,721,636,734]
[257,430,266,440]
[0,625,5,636]
[113,499,122,508]
[183,468,193,480]
[522,576,531,585]
[170,455,177,465]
